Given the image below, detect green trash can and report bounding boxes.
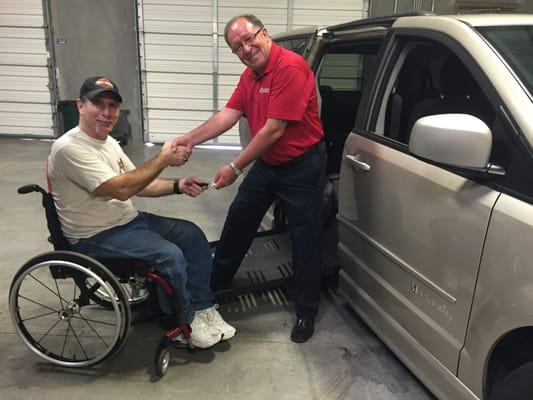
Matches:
[57,101,79,135]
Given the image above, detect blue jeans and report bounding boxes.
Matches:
[71,212,214,323]
[213,140,327,320]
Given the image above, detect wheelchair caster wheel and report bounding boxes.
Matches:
[155,347,170,377]
[154,335,172,378]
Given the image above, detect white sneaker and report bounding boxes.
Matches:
[189,311,223,348]
[198,304,236,341]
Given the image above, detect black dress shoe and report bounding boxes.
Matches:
[290,318,315,343]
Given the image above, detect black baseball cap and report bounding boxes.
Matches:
[79,76,122,103]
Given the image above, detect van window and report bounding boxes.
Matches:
[317,42,380,174]
[379,41,495,146]
[478,26,533,98]
[372,38,515,190]
[276,38,309,55]
[319,53,364,90]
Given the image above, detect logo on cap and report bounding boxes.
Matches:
[95,77,114,90]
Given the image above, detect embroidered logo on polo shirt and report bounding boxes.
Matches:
[259,87,270,94]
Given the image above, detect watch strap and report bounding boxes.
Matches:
[173,178,182,194]
[229,161,243,176]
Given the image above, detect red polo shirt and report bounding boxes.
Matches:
[226,43,323,165]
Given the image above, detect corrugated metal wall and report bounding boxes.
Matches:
[0,0,54,138]
[138,0,366,145]
[138,0,214,143]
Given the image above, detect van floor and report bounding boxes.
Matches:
[0,137,434,400]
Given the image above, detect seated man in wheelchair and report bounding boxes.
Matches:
[47,76,235,348]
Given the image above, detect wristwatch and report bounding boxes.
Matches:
[229,161,243,176]
[173,178,182,194]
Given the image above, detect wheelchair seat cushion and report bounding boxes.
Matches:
[97,258,151,279]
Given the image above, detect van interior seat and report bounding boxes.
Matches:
[319,85,361,174]
[406,55,493,140]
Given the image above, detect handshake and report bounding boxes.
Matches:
[160,139,192,167]
[160,135,242,190]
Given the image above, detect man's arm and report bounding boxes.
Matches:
[138,176,207,198]
[95,142,190,201]
[213,118,287,189]
[173,107,242,149]
[233,118,287,169]
[136,177,174,197]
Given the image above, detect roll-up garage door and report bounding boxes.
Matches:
[291,0,366,29]
[0,0,55,138]
[138,0,215,144]
[138,0,366,146]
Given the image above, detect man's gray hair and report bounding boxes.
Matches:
[224,14,264,46]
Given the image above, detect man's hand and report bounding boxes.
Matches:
[171,135,191,153]
[171,145,192,166]
[213,164,238,189]
[179,177,209,197]
[162,141,191,167]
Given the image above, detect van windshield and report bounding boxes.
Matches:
[478,26,533,98]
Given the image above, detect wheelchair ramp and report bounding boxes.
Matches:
[214,223,339,305]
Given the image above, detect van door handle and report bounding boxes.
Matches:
[345,154,371,172]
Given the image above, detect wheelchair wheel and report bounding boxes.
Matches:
[9,251,131,368]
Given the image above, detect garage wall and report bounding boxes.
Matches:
[138,0,368,145]
[0,0,55,138]
[49,0,142,144]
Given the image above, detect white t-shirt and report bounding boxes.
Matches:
[47,127,139,243]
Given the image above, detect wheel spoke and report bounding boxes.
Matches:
[37,318,62,344]
[28,273,70,304]
[21,310,58,322]
[54,279,65,309]
[18,294,59,313]
[71,314,117,327]
[60,322,70,358]
[78,315,109,347]
[67,320,89,360]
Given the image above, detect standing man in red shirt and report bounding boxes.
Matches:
[172,14,326,343]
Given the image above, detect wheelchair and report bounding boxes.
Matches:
[9,184,193,378]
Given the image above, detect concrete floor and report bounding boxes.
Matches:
[0,137,435,400]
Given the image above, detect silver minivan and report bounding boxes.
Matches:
[263,13,533,400]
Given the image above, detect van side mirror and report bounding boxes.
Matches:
[409,114,492,170]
